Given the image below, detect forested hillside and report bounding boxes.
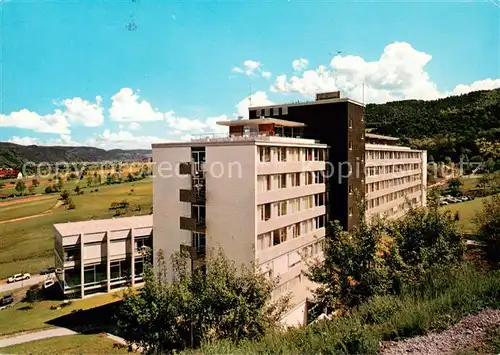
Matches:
[0,143,151,168]
[366,88,500,162]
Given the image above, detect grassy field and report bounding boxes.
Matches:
[0,197,58,222]
[440,195,493,234]
[0,178,152,279]
[1,334,130,354]
[0,291,122,336]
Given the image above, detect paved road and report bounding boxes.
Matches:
[0,328,77,348]
[0,274,54,294]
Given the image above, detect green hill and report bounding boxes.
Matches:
[0,143,151,168]
[366,88,500,162]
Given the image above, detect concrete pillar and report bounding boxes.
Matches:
[106,230,111,292]
[130,229,135,287]
[80,233,84,298]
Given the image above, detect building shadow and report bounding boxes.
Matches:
[46,300,123,335]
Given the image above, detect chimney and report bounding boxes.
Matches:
[316,91,341,101]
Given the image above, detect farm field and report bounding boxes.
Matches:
[0,178,152,279]
[1,334,130,355]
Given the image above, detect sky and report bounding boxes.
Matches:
[0,0,499,150]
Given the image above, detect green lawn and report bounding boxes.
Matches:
[0,291,122,336]
[0,197,58,222]
[1,334,130,354]
[0,179,152,279]
[440,195,493,234]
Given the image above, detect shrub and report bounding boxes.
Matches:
[25,285,44,304]
[44,186,53,194]
[67,198,76,210]
[475,194,500,264]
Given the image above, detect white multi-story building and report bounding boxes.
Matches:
[364,134,427,220]
[152,118,328,326]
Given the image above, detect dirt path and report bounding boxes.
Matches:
[381,308,500,355]
[0,195,54,207]
[0,200,63,225]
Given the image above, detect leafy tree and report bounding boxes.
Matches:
[474,194,500,264]
[127,173,135,182]
[116,248,289,354]
[25,285,43,305]
[60,190,69,201]
[44,186,53,194]
[15,181,26,195]
[32,179,40,187]
[447,178,463,197]
[74,185,81,194]
[386,192,465,291]
[67,198,76,210]
[305,209,390,313]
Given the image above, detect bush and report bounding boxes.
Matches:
[116,249,289,353]
[25,285,44,304]
[475,194,500,264]
[67,198,76,210]
[44,186,53,194]
[60,190,69,200]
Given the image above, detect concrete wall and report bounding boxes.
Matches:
[153,146,192,281]
[205,144,257,267]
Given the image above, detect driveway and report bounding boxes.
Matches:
[0,328,77,348]
[0,274,54,294]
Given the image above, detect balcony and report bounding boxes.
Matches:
[180,216,206,232]
[180,244,205,259]
[180,188,206,203]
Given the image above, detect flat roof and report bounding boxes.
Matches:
[53,214,153,237]
[217,117,305,128]
[365,133,399,141]
[248,97,365,110]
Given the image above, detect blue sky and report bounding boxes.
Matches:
[0,0,498,149]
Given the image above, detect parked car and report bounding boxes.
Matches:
[0,294,14,310]
[7,273,30,283]
[39,267,55,275]
[43,279,55,289]
[440,201,449,206]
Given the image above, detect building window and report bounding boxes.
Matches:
[277,147,287,162]
[292,173,300,187]
[314,193,325,206]
[63,246,80,262]
[273,107,279,116]
[273,228,287,246]
[259,146,271,162]
[282,105,288,115]
[277,201,287,217]
[305,172,313,185]
[266,175,271,190]
[293,222,301,238]
[257,233,272,250]
[349,207,353,217]
[264,108,270,116]
[349,140,353,150]
[256,109,262,117]
[278,174,287,189]
[260,204,271,221]
[349,117,353,128]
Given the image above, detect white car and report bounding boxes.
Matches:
[43,279,55,289]
[7,273,30,284]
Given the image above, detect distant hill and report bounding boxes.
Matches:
[366,88,500,161]
[0,142,152,168]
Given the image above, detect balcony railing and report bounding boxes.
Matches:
[190,132,320,144]
[180,216,206,231]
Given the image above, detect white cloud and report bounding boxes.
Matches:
[128,122,141,130]
[449,78,500,96]
[270,42,499,104]
[109,88,165,122]
[0,109,70,134]
[85,129,164,150]
[61,96,104,127]
[262,71,272,79]
[7,134,81,147]
[292,58,308,71]
[232,60,264,77]
[0,95,104,134]
[235,91,274,119]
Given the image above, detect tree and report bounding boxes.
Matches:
[67,198,76,210]
[44,186,53,194]
[116,248,289,353]
[386,190,465,292]
[74,185,81,194]
[60,190,69,201]
[305,205,390,313]
[15,181,26,195]
[474,194,500,264]
[447,178,463,197]
[32,179,40,187]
